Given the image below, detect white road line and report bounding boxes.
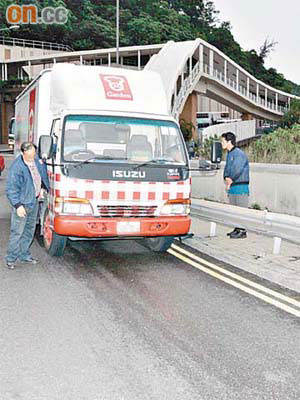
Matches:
[171,243,300,309]
[168,248,300,319]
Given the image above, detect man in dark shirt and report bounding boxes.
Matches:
[221,132,249,239]
[5,142,49,269]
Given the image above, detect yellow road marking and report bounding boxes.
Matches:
[171,243,300,309]
[168,247,300,318]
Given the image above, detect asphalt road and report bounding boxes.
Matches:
[1,155,300,400]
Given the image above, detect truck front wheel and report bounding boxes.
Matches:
[43,209,67,256]
[144,236,174,252]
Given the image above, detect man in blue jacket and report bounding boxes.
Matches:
[5,141,50,269]
[221,132,249,239]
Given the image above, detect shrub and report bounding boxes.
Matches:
[248,124,300,164]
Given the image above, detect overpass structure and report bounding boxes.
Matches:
[0,37,299,142]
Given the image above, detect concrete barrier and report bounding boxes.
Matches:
[191,162,300,217]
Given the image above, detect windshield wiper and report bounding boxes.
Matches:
[68,155,115,169]
[133,158,173,170]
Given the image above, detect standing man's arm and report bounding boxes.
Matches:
[6,167,26,217]
[223,153,233,191]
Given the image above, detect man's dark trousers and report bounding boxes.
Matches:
[5,200,39,263]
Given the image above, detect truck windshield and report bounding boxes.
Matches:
[62,115,187,166]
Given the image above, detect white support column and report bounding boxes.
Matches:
[1,64,3,81]
[209,49,214,75]
[4,63,8,81]
[138,50,141,70]
[265,88,268,106]
[53,58,56,64]
[236,69,239,90]
[199,44,203,72]
[247,77,250,97]
[27,61,31,80]
[256,84,259,102]
[79,56,83,65]
[288,96,291,110]
[224,59,227,82]
[108,53,111,66]
[120,56,123,66]
[20,66,23,80]
[276,93,278,111]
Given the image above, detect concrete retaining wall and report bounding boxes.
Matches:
[191,162,300,217]
[202,120,256,142]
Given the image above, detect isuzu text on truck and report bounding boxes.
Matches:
[14,63,194,256]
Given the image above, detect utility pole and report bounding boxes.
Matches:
[116,0,119,65]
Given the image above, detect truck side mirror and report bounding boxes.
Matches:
[211,141,222,165]
[38,135,53,160]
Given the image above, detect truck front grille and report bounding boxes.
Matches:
[97,205,157,218]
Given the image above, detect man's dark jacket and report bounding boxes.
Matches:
[223,147,249,186]
[6,155,50,209]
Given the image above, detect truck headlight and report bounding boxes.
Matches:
[55,197,94,216]
[160,199,190,216]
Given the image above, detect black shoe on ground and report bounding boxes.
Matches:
[20,258,38,265]
[6,261,15,269]
[230,229,247,239]
[227,227,239,237]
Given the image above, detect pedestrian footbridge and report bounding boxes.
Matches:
[2,38,299,127]
[145,39,298,122]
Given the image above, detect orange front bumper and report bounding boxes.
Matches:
[53,215,191,238]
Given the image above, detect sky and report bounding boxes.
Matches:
[212,0,300,84]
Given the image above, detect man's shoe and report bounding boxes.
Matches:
[230,229,247,239]
[227,227,239,237]
[20,258,38,264]
[6,261,15,269]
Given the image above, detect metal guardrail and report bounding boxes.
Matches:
[0,36,73,52]
[191,201,300,244]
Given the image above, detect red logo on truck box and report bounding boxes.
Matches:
[100,74,133,101]
[28,88,36,142]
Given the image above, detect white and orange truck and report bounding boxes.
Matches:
[14,63,193,256]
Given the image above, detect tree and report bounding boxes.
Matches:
[259,37,278,60]
[281,99,300,128]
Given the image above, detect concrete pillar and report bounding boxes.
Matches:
[224,60,227,82]
[179,91,198,140]
[108,53,111,66]
[265,88,268,106]
[241,113,254,121]
[256,84,259,102]
[138,50,141,70]
[4,64,7,81]
[199,44,203,72]
[209,49,214,75]
[236,69,239,90]
[1,100,14,144]
[79,56,83,65]
[276,93,278,111]
[288,97,291,110]
[247,77,250,97]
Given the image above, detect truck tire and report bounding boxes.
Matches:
[144,236,174,252]
[43,208,67,256]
